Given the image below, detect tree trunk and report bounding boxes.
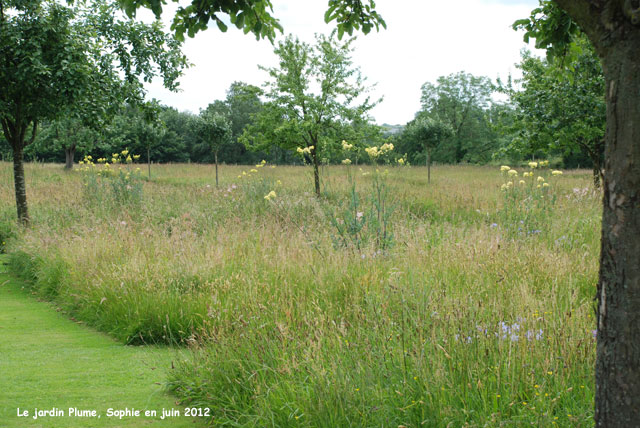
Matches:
[12,146,29,225]
[215,150,219,188]
[64,145,75,170]
[312,146,320,197]
[593,33,640,427]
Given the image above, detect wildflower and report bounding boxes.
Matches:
[523,172,532,178]
[250,169,258,173]
[237,175,242,178]
[537,185,541,189]
[537,176,545,183]
[126,155,132,163]
[261,159,266,164]
[528,161,538,169]
[542,183,550,188]
[380,142,394,152]
[341,140,353,150]
[111,157,117,164]
[242,171,247,176]
[296,147,304,154]
[342,159,352,165]
[365,146,380,158]
[256,163,264,168]
[79,160,84,165]
[519,180,525,185]
[500,184,508,191]
[397,158,405,165]
[121,149,129,156]
[500,165,510,172]
[552,170,563,176]
[133,154,140,160]
[507,181,513,188]
[540,160,549,166]
[508,169,518,177]
[356,211,363,219]
[276,180,282,185]
[264,190,276,201]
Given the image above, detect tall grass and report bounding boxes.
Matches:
[1,161,600,426]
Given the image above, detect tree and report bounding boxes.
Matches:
[405,117,453,183]
[420,72,495,163]
[196,111,231,187]
[241,33,377,196]
[0,0,188,224]
[517,1,640,425]
[502,36,605,184]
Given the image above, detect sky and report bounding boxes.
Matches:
[144,0,542,126]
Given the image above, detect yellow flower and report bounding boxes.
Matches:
[397,158,405,165]
[133,154,141,160]
[250,169,258,173]
[121,149,129,156]
[365,146,379,158]
[341,159,352,165]
[519,180,525,185]
[537,184,541,189]
[500,165,510,172]
[264,190,276,201]
[261,159,266,164]
[296,147,304,154]
[507,181,513,188]
[543,182,550,188]
[537,176,545,182]
[341,140,353,150]
[126,155,132,163]
[528,161,538,169]
[256,163,264,168]
[508,169,518,177]
[500,184,508,191]
[242,171,247,176]
[552,170,563,176]
[111,157,117,164]
[276,180,282,185]
[540,160,549,166]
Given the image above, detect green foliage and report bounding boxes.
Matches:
[118,0,385,43]
[195,110,232,157]
[499,38,604,181]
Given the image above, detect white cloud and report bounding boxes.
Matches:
[145,0,541,124]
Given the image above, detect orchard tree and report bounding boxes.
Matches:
[196,111,231,187]
[242,33,377,196]
[0,0,188,224]
[503,36,605,184]
[406,117,453,183]
[517,1,640,425]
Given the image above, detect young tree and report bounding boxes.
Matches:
[196,111,231,187]
[517,1,640,424]
[242,33,377,196]
[406,117,453,183]
[0,0,187,224]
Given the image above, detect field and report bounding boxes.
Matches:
[0,161,600,426]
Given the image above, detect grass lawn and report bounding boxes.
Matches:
[0,255,201,428]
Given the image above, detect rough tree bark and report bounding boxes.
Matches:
[555,1,640,426]
[64,144,76,170]
[2,119,37,225]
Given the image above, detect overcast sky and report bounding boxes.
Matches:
[144,0,541,125]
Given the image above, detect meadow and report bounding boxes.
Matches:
[0,160,600,427]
